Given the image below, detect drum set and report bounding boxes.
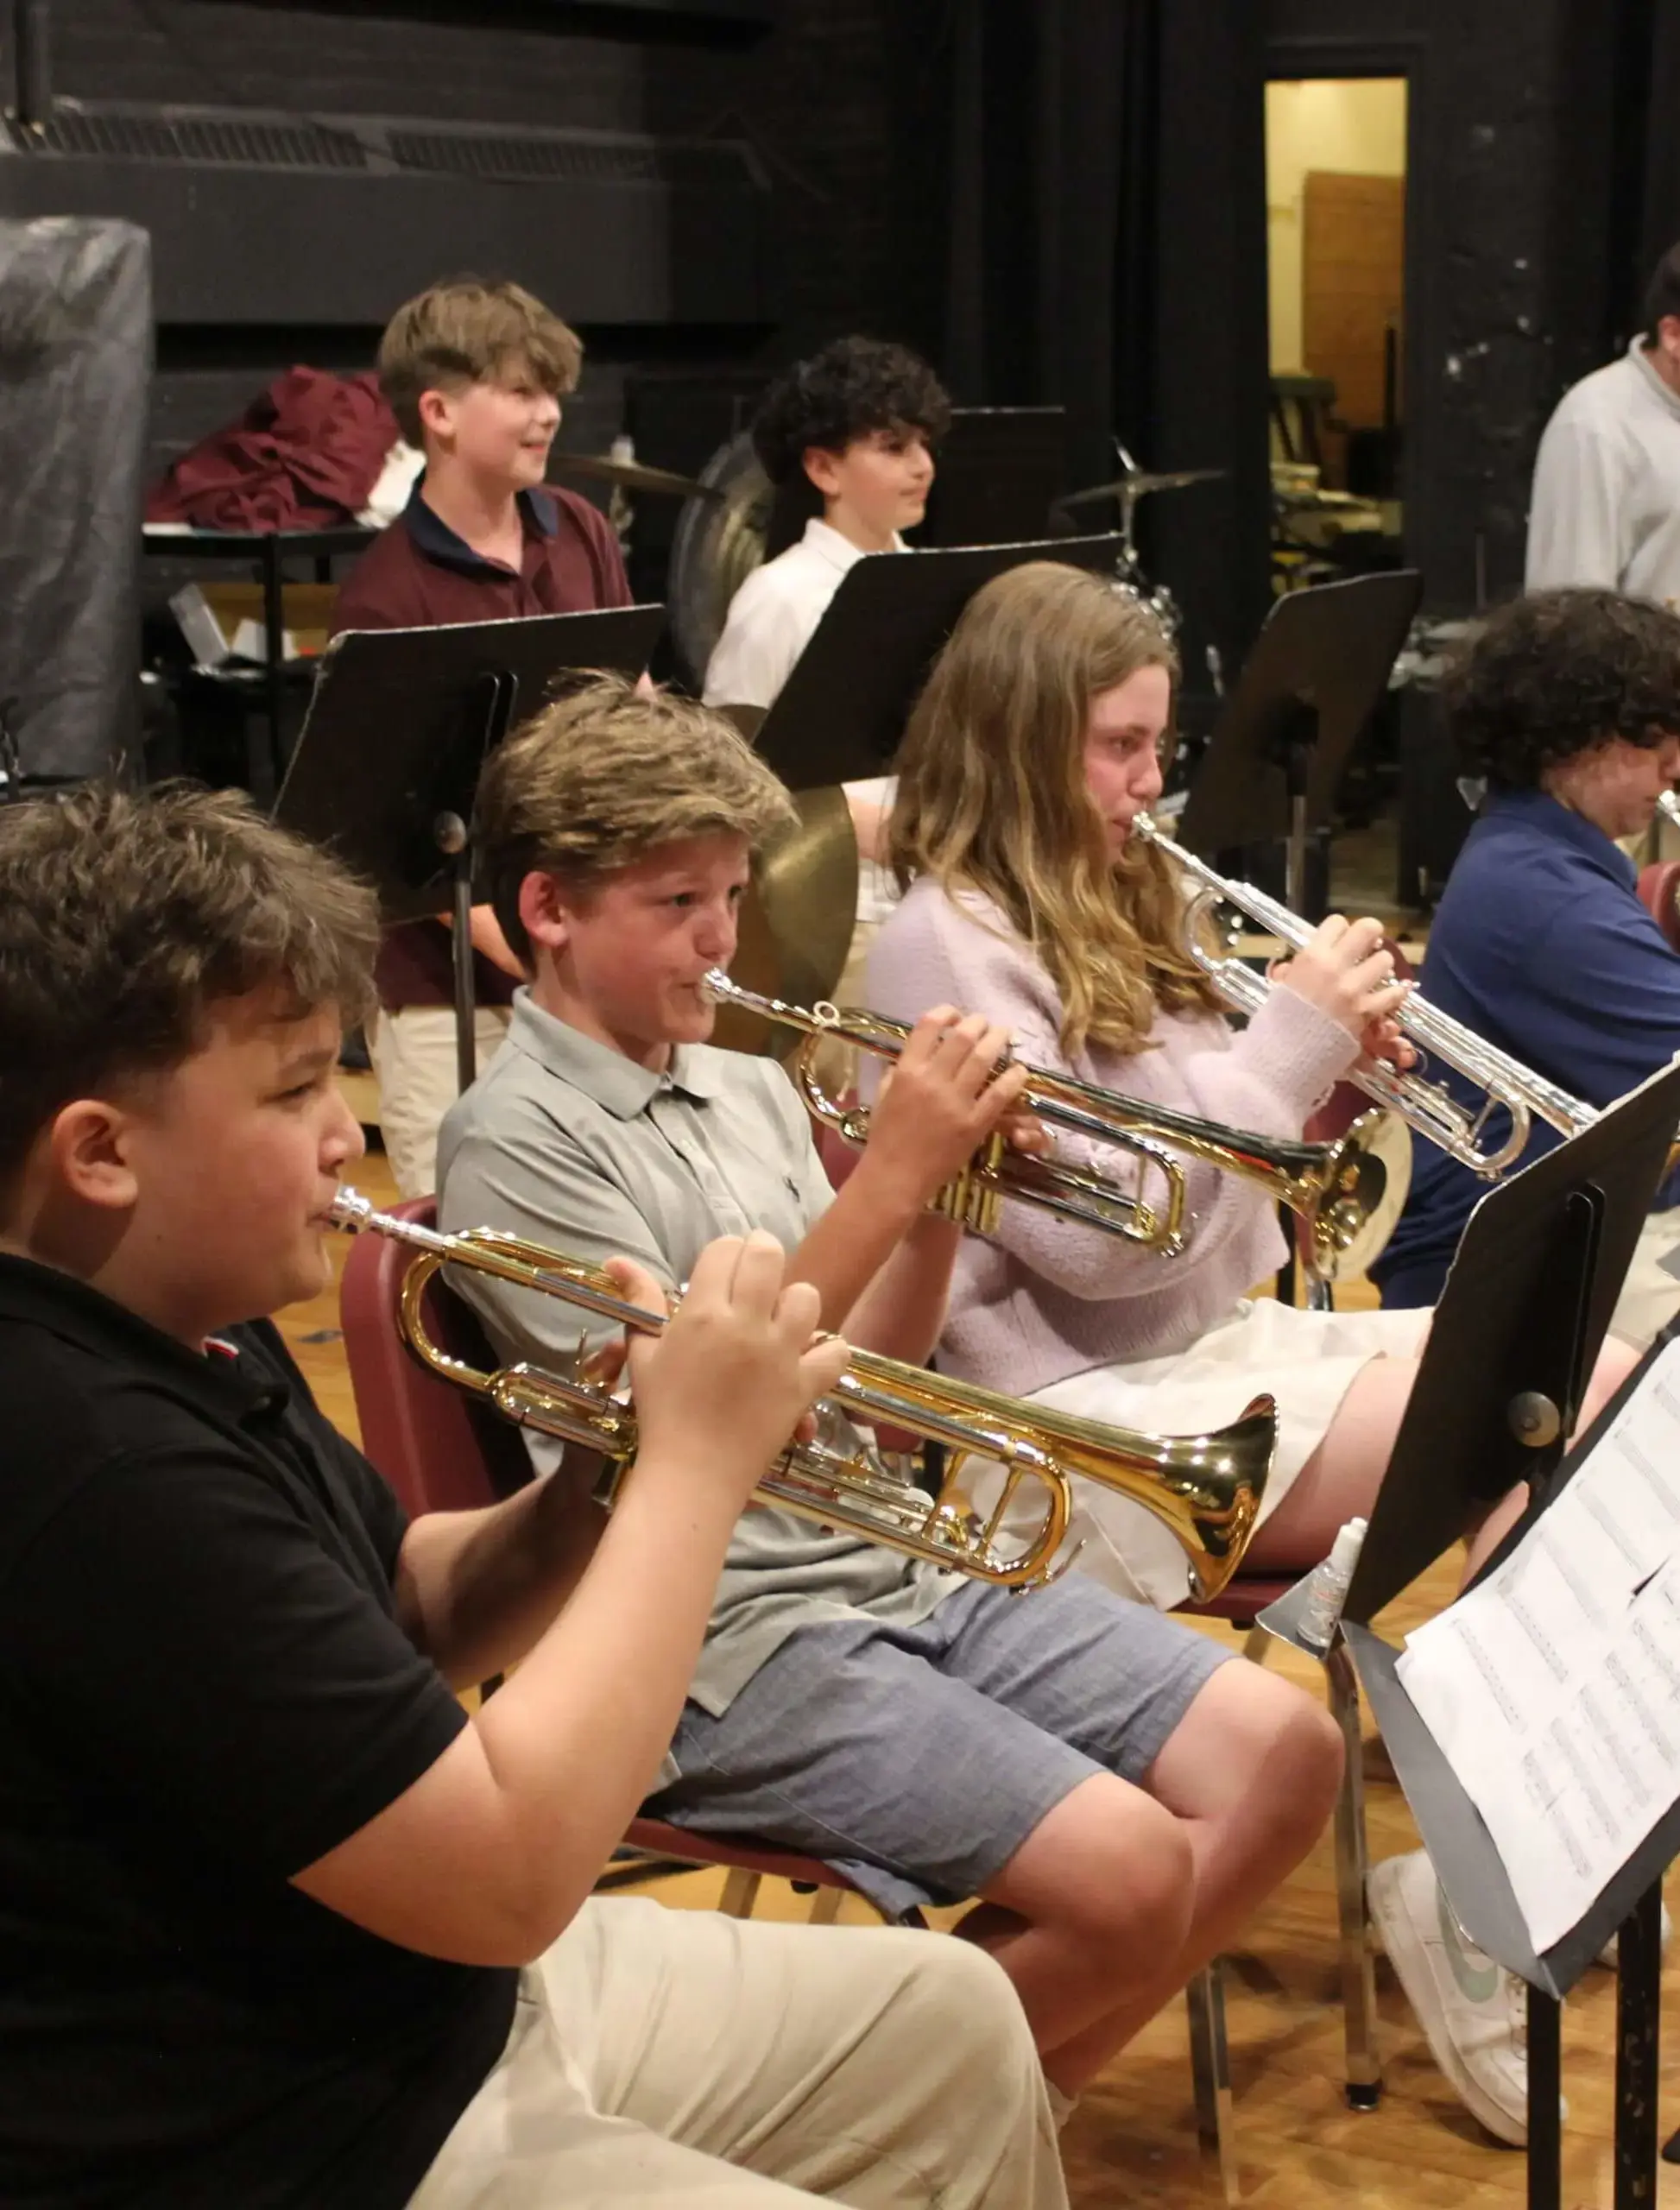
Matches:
[551,435,1225,683]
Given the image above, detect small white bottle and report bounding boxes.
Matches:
[1297,1515,1367,1651]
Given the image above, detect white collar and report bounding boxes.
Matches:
[800,516,907,571]
[1628,337,1680,421]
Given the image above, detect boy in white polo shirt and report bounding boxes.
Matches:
[705,337,951,936]
[1526,240,1680,603]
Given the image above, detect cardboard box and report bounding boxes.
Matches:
[169,582,338,669]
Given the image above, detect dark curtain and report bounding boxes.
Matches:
[885,0,1272,680]
[933,0,1158,488]
[1641,0,1680,279]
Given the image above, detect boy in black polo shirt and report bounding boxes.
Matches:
[333,275,635,1201]
[0,782,1063,2210]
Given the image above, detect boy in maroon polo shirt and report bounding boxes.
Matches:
[332,276,634,1197]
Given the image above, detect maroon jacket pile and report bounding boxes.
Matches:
[146,368,401,532]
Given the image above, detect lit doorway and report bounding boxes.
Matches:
[1266,76,1407,592]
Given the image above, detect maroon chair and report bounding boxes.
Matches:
[1639,861,1680,953]
[340,1196,531,1519]
[338,1197,870,1927]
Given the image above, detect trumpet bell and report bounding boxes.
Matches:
[1307,1108,1413,1282]
[951,1389,1276,1601]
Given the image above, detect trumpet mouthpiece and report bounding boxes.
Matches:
[325,1187,375,1233]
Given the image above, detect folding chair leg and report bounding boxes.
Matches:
[1326,1636,1382,2107]
[1186,1960,1239,2206]
[719,1866,763,1919]
[805,1885,846,1925]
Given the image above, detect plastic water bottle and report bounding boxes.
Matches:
[1297,1515,1368,1652]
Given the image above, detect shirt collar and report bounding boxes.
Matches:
[1482,786,1638,887]
[402,476,559,576]
[1627,338,1680,422]
[507,987,726,1120]
[0,1253,282,1421]
[799,517,905,573]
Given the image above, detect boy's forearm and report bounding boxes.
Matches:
[841,1214,961,1367]
[785,1155,929,1332]
[466,1453,742,1930]
[395,1463,608,1688]
[451,901,527,979]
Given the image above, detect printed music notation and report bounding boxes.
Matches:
[1398,1338,1680,1954]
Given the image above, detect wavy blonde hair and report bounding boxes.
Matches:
[887,561,1222,1057]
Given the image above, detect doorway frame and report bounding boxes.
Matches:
[1263,32,1429,580]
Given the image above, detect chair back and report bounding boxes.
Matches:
[339,1196,533,1519]
[1638,862,1680,954]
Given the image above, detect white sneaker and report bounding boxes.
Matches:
[1367,1849,1539,2147]
[1595,1903,1671,1969]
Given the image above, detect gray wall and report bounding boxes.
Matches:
[50,0,901,478]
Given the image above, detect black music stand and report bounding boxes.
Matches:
[1257,1058,1680,2210]
[275,607,664,1089]
[748,534,1124,792]
[1178,571,1423,913]
[917,407,1068,546]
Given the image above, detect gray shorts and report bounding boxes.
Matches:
[647,1576,1230,1922]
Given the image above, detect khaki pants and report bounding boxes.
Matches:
[1608,1207,1680,1351]
[369,1004,513,1199]
[408,1897,1066,2209]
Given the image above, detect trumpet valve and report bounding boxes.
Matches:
[930,1130,1007,1237]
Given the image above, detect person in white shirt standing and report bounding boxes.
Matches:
[1526,243,1680,602]
[704,337,951,944]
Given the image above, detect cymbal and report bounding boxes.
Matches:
[1056,468,1227,510]
[549,451,722,501]
[710,786,858,1058]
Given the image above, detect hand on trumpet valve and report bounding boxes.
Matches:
[617,1234,849,1490]
[1270,913,1413,1053]
[1359,1010,1418,1073]
[867,1006,1031,1200]
[999,1103,1053,1157]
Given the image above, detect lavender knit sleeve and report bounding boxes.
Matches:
[865,881,1355,1304]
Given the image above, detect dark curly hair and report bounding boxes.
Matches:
[1443,589,1680,790]
[1645,240,1680,343]
[751,335,952,486]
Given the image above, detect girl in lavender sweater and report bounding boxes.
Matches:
[866,561,1643,2150]
[866,564,1633,1610]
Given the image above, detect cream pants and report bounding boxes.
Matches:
[1608,1207,1680,1351]
[407,1897,1067,2209]
[368,1004,513,1200]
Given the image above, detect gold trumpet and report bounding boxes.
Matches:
[703,969,1405,1282]
[1133,811,1594,1173]
[328,1188,1273,1599]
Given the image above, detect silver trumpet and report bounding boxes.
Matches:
[1132,811,1594,1173]
[704,969,1405,1279]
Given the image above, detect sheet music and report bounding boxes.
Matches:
[1397,1336,1680,1954]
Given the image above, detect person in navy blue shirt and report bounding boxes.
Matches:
[1374,588,1680,1339]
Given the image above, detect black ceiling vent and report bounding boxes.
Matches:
[9,107,369,170]
[386,129,745,190]
[0,98,774,328]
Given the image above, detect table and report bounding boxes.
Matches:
[142,524,376,791]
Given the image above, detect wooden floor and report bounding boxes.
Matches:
[290,1131,1680,2210]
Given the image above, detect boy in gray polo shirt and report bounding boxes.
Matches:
[438,678,1344,2112]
